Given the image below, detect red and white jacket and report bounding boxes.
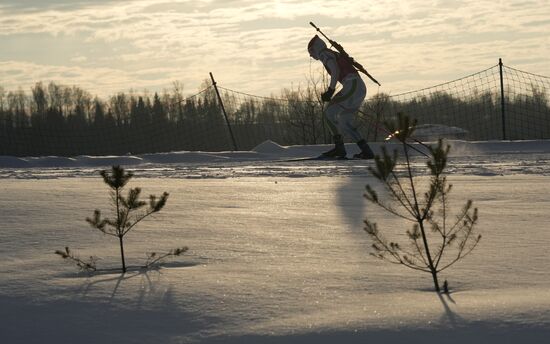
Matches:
[308,35,358,89]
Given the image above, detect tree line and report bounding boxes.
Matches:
[0,81,231,156]
[1,80,549,156]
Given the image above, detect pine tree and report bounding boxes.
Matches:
[363,113,481,292]
[86,165,169,273]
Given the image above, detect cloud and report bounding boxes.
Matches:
[0,0,121,12]
[0,60,134,94]
[70,55,88,63]
[0,0,548,98]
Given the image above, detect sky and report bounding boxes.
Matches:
[0,0,549,99]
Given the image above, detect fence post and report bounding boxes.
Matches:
[209,72,238,151]
[499,58,507,140]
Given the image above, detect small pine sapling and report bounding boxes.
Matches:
[363,113,481,292]
[86,165,169,273]
[55,247,97,272]
[143,247,189,269]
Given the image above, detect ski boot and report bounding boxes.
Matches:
[321,134,347,159]
[353,139,375,159]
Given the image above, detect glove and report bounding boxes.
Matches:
[321,87,335,102]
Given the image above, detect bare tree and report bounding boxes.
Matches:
[0,86,5,110]
[363,113,481,292]
[48,82,63,114]
[110,92,129,126]
[360,92,391,141]
[0,86,6,122]
[7,89,28,127]
[170,81,183,124]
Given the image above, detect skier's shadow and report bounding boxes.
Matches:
[335,176,368,231]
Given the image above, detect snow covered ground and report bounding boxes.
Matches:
[1,140,550,343]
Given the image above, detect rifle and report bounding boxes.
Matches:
[310,22,381,86]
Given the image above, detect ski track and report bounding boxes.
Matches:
[1,153,550,179]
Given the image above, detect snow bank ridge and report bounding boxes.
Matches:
[2,139,550,168]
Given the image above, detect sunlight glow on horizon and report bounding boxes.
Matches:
[0,0,549,98]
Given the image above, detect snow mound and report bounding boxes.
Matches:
[252,140,287,154]
[74,155,144,167]
[2,140,550,171]
[252,140,326,158]
[24,156,78,167]
[413,124,468,140]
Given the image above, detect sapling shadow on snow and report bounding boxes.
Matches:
[363,113,481,292]
[56,165,187,273]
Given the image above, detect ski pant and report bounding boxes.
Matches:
[324,74,366,142]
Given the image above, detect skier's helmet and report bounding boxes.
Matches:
[307,35,326,60]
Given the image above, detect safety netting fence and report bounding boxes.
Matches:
[0,60,549,156]
[360,62,550,142]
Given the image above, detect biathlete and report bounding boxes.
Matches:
[307,35,375,159]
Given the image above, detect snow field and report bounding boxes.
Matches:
[1,173,550,343]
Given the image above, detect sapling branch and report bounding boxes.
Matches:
[55,247,97,272]
[143,247,189,268]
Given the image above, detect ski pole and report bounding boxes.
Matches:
[357,106,431,157]
[333,102,430,158]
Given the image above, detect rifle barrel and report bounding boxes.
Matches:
[309,21,381,86]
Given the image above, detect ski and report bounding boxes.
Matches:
[275,156,372,162]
